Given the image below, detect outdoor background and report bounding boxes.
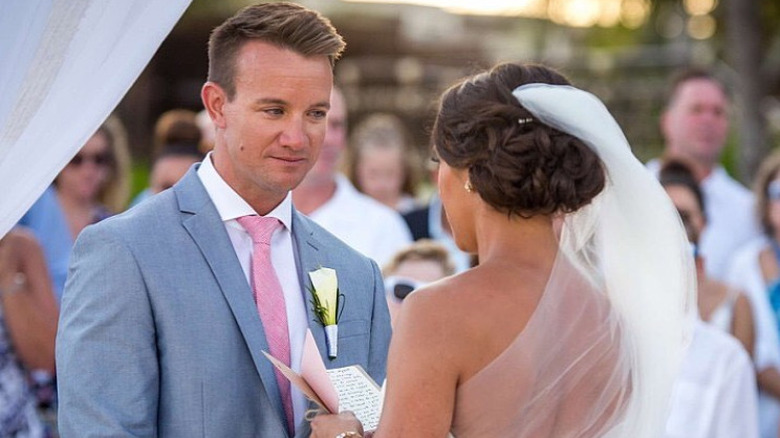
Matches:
[114,0,780,196]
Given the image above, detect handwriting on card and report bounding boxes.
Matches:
[262,329,384,431]
[327,366,382,431]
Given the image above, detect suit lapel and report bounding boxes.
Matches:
[174,169,287,432]
[291,211,331,364]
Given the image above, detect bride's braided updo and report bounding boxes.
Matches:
[432,63,606,218]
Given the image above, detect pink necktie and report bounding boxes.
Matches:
[236,215,294,435]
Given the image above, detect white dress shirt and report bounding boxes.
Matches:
[665,319,759,438]
[647,160,761,281]
[197,154,308,431]
[701,167,762,279]
[309,174,412,266]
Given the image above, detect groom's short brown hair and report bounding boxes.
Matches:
[207,2,345,100]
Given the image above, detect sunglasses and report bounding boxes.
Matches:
[384,276,428,301]
[768,180,780,201]
[69,152,110,167]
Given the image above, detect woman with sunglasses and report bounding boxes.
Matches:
[17,120,129,430]
[660,159,755,355]
[311,63,693,438]
[658,159,760,437]
[19,121,130,301]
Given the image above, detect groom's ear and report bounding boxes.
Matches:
[201,82,227,130]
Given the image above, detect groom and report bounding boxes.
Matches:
[56,3,391,437]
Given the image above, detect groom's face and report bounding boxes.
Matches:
[206,40,333,212]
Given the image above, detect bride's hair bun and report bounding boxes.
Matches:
[432,62,605,217]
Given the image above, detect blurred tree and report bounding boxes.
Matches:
[724,0,779,181]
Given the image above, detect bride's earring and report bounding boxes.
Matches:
[464,180,475,193]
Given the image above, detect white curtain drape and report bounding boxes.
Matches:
[0,0,192,238]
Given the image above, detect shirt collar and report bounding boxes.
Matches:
[197,152,293,231]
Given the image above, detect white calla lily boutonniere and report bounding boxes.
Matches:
[308,267,344,359]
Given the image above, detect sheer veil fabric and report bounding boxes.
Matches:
[0,0,191,238]
[452,84,695,437]
[452,253,630,437]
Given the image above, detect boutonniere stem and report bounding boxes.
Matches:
[308,267,344,359]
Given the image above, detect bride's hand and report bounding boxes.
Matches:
[310,411,364,438]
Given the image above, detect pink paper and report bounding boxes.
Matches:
[261,350,328,410]
[301,329,339,413]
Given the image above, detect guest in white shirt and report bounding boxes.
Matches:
[647,68,761,281]
[293,88,412,266]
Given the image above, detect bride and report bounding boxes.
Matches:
[311,63,694,437]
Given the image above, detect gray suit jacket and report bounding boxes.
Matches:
[56,168,392,437]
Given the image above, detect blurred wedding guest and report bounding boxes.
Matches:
[664,319,759,438]
[131,146,204,208]
[19,120,130,300]
[660,160,765,438]
[131,110,204,206]
[196,108,216,153]
[660,159,755,355]
[647,68,761,281]
[403,161,472,273]
[346,113,421,213]
[151,109,200,157]
[18,120,129,430]
[729,150,780,438]
[0,228,59,437]
[148,146,203,195]
[292,88,412,266]
[382,239,454,326]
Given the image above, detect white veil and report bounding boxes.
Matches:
[512,84,696,437]
[0,0,191,238]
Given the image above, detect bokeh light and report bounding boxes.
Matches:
[684,0,717,16]
[621,0,650,29]
[687,14,716,40]
[340,0,652,28]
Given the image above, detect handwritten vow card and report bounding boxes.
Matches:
[327,366,382,430]
[263,329,384,431]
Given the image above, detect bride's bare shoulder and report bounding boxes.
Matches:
[385,272,483,377]
[405,270,477,308]
[394,270,490,341]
